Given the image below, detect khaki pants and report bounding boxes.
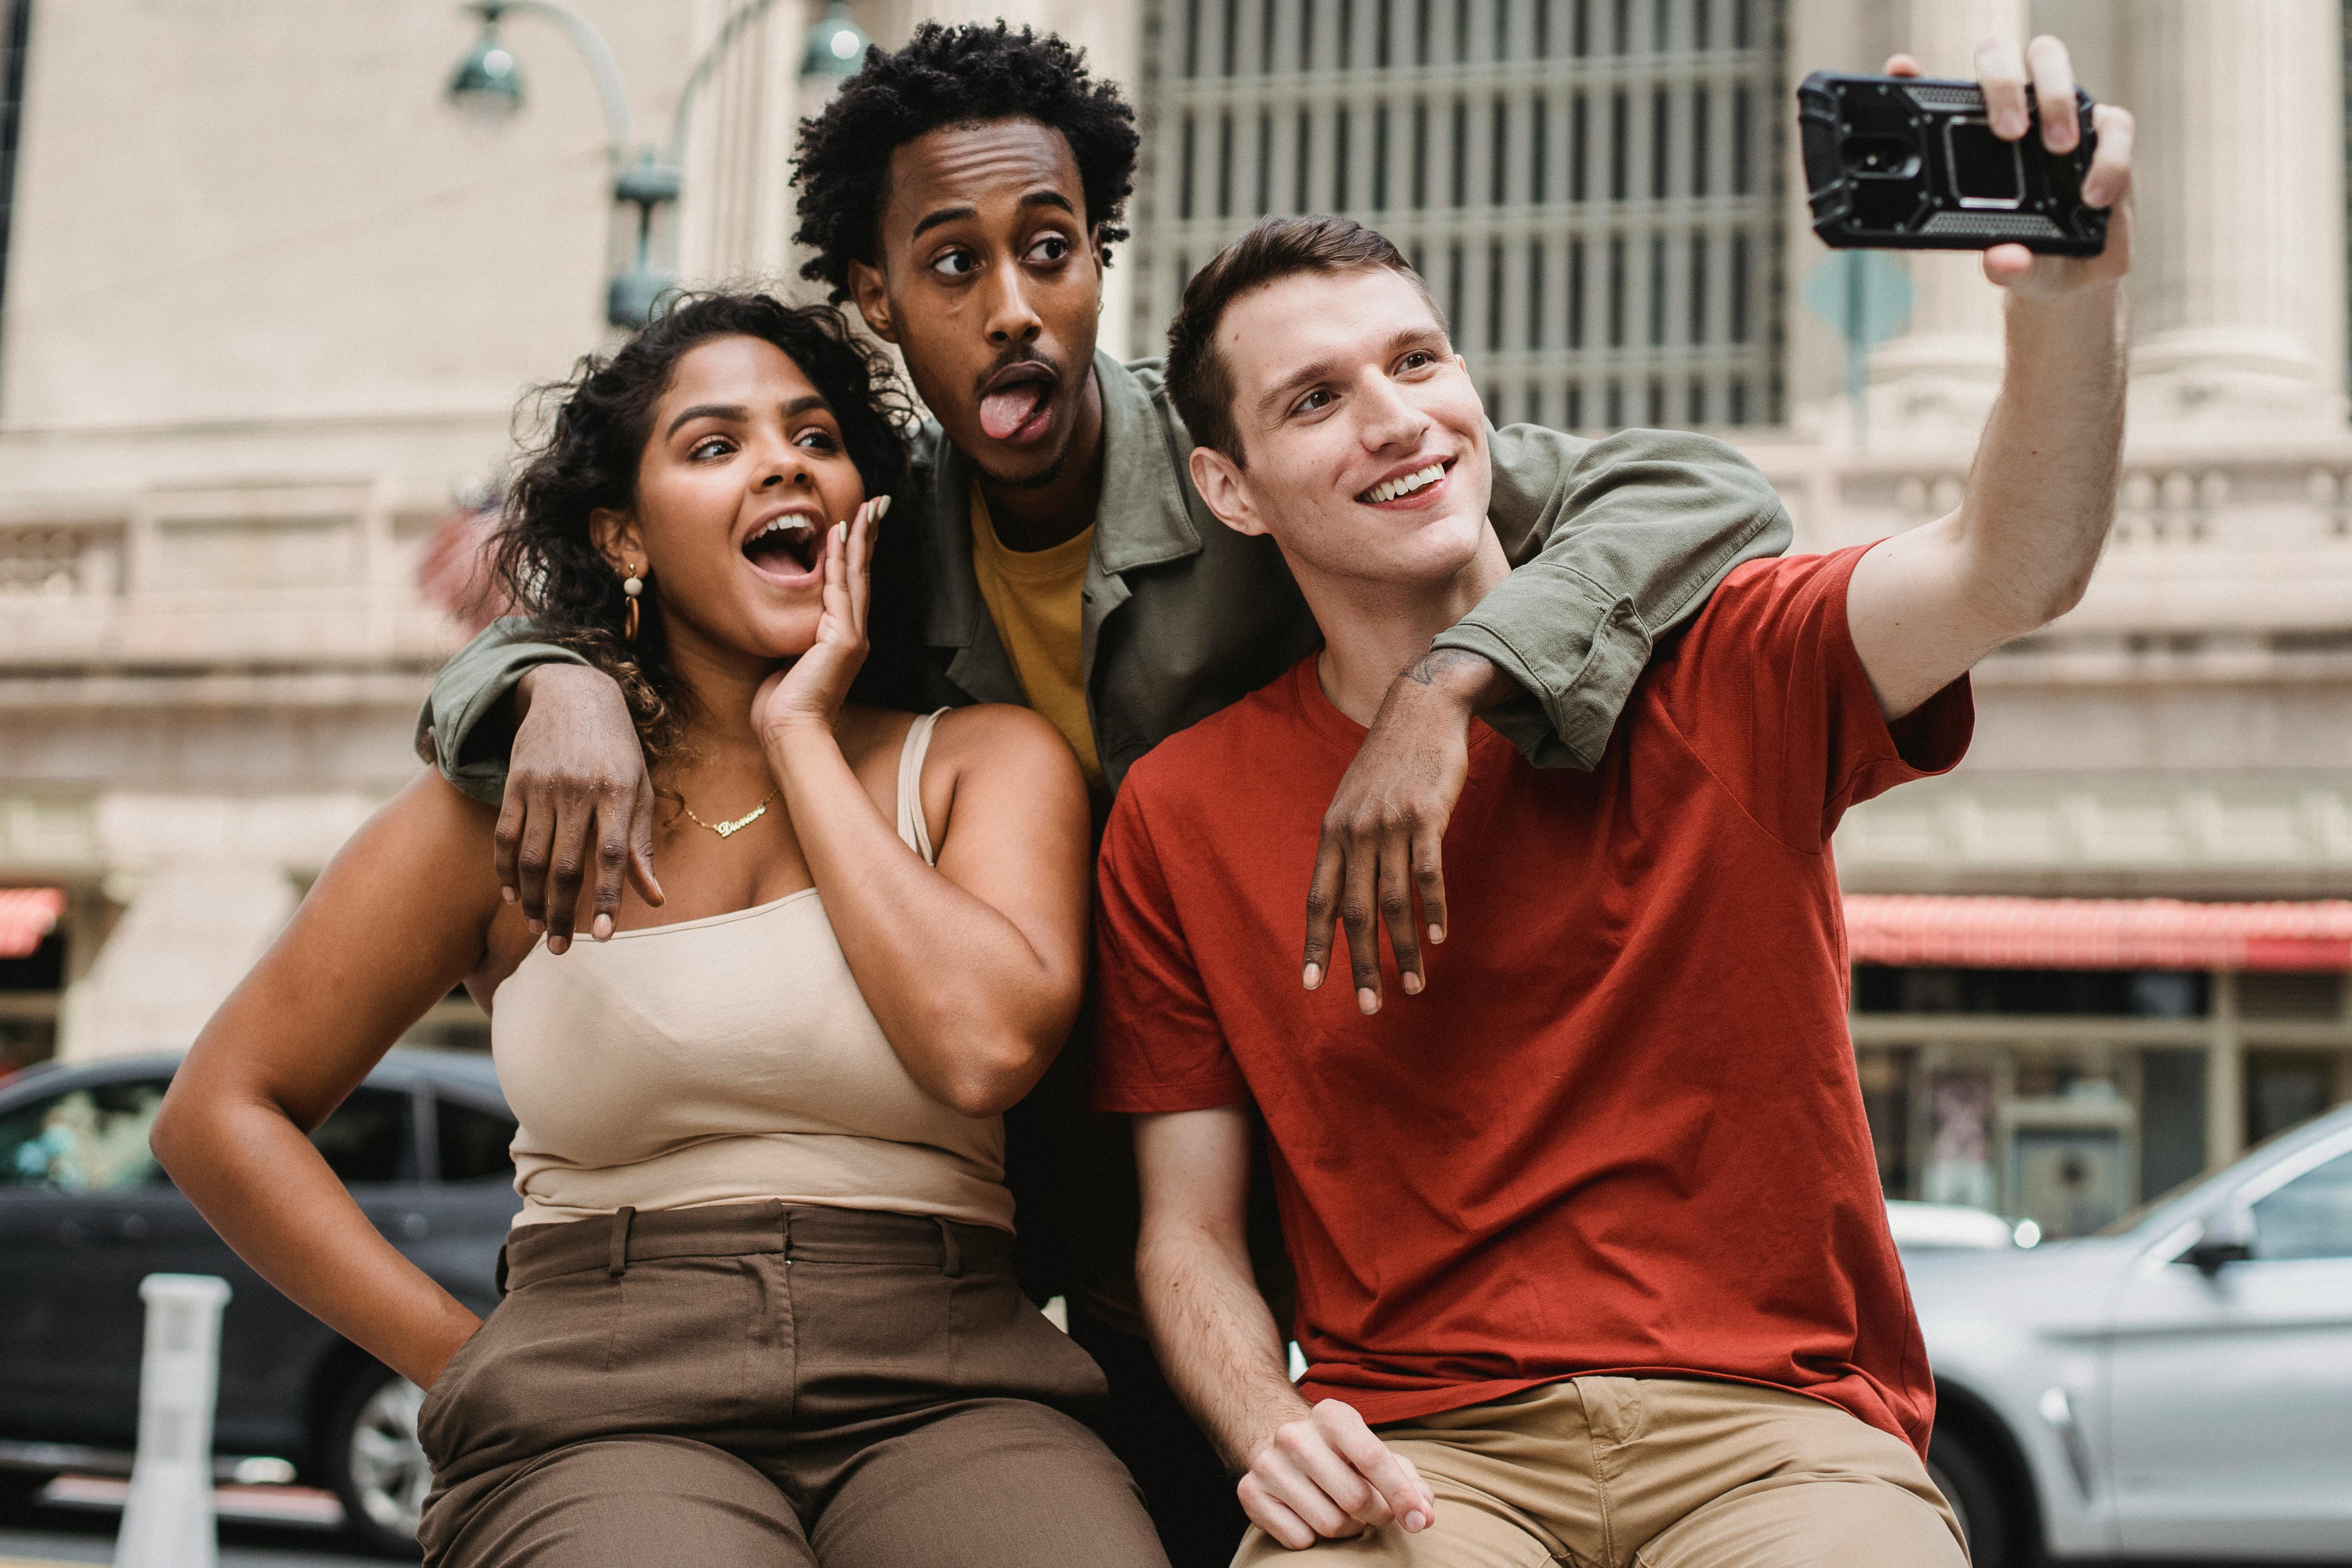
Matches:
[1234,1377,1966,1568]
[416,1201,1168,1568]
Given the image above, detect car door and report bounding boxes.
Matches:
[2105,1131,2352,1555]
[402,1092,519,1317]
[210,1083,428,1447]
[0,1074,174,1443]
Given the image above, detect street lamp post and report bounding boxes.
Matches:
[447,0,871,328]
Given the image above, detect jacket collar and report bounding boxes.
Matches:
[921,351,1202,653]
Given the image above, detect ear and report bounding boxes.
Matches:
[1088,224,1110,287]
[1187,445,1267,538]
[589,507,646,574]
[849,259,898,344]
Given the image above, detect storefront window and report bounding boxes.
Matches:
[0,924,63,1077]
[1847,963,2347,1236]
[1854,966,2209,1017]
[1922,1072,1995,1211]
[2248,1052,2340,1148]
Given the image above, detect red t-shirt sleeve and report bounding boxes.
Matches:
[1654,545,1973,850]
[1090,775,1250,1114]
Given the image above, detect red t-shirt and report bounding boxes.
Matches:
[1090,548,1972,1456]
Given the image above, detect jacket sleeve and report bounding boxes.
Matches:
[1432,423,1793,770]
[412,617,591,806]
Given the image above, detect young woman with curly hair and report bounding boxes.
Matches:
[151,294,1168,1568]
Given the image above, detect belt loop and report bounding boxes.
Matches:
[607,1207,636,1278]
[935,1217,962,1278]
[780,1203,793,1261]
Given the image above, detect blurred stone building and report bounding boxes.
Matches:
[3,0,2348,1236]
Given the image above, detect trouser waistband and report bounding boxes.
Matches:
[497,1199,1013,1292]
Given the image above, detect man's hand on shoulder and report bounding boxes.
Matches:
[1305,649,1514,1013]
[1238,1398,1436,1550]
[499,664,662,953]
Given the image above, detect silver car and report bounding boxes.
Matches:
[1906,1104,2352,1566]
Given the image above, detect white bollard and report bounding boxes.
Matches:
[115,1273,232,1568]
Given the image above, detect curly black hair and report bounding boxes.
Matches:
[793,22,1138,303]
[491,292,916,764]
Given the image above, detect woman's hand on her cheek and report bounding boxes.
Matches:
[753,495,887,740]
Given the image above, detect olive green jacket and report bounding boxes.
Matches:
[418,352,1791,801]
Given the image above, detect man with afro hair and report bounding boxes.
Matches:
[417,22,1792,1566]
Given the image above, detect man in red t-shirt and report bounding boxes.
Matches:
[1091,41,2134,1568]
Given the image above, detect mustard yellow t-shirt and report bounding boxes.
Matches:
[968,486,1104,789]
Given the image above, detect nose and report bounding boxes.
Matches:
[753,434,817,491]
[982,263,1044,349]
[1356,369,1430,454]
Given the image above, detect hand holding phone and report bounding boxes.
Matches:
[1801,34,2132,284]
[1800,70,2107,255]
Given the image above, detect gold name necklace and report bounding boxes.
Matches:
[680,788,780,839]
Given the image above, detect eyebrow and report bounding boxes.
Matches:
[910,189,1079,242]
[910,204,977,240]
[665,403,746,439]
[1254,324,1449,423]
[664,395,832,440]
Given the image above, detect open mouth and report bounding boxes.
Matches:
[742,514,822,577]
[1357,459,1453,506]
[978,364,1059,446]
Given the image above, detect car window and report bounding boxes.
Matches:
[2250,1148,2352,1262]
[436,1098,516,1183]
[0,1081,170,1192]
[311,1088,418,1185]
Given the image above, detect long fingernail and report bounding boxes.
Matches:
[1303,964,1322,989]
[874,494,892,518]
[592,914,613,941]
[1357,988,1379,1015]
[1402,972,1423,996]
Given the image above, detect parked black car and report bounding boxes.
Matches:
[0,1048,517,1554]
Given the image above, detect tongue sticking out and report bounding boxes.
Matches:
[980,380,1050,442]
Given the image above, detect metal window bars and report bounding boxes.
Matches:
[1130,0,1786,430]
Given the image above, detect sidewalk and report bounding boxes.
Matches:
[0,1532,367,1568]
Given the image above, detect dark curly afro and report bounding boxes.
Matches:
[793,22,1138,303]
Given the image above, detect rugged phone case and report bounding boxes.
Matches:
[1797,71,2108,256]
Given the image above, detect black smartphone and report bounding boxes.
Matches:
[1797,70,2108,256]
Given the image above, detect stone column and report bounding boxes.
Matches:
[2129,0,2347,428]
[678,0,806,292]
[1864,0,2025,441]
[63,861,296,1061]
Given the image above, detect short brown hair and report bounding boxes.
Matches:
[1164,215,1444,465]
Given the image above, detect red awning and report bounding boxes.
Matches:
[1845,896,2352,972]
[0,888,66,960]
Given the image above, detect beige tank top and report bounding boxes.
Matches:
[492,711,1011,1231]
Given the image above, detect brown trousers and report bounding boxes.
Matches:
[1233,1377,1966,1568]
[416,1201,1169,1568]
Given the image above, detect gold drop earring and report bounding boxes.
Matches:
[621,562,643,641]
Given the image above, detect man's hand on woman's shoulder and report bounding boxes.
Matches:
[500,662,663,953]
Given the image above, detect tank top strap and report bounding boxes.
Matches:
[895,709,948,865]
